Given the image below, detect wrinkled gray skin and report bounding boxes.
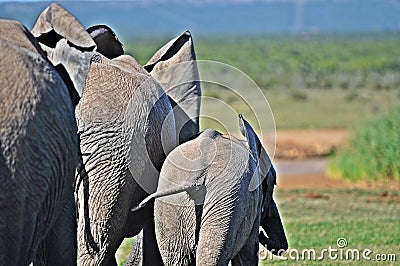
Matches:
[31,3,124,105]
[134,116,287,265]
[31,4,162,265]
[125,30,202,266]
[75,53,177,266]
[0,19,78,265]
[31,4,201,265]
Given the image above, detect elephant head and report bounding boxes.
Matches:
[87,24,124,59]
[31,3,123,104]
[133,115,287,265]
[0,19,78,265]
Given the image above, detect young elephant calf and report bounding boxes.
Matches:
[134,115,288,265]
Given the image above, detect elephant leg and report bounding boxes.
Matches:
[124,186,163,265]
[0,192,35,265]
[196,221,231,266]
[142,211,163,266]
[34,190,77,265]
[231,220,260,266]
[76,170,133,266]
[259,200,288,256]
[124,230,143,266]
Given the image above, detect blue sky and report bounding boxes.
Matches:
[1,0,399,37]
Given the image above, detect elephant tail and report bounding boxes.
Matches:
[131,184,202,212]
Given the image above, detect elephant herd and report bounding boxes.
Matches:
[0,3,288,266]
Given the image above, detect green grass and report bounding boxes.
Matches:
[124,32,400,130]
[116,237,134,265]
[329,106,400,182]
[125,32,400,91]
[259,189,400,265]
[200,87,399,130]
[116,189,400,265]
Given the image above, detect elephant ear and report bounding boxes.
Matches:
[31,3,95,50]
[87,24,124,59]
[144,31,201,144]
[31,3,96,99]
[239,114,277,218]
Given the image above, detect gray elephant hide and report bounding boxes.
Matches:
[0,19,78,265]
[75,53,176,265]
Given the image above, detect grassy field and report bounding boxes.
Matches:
[260,188,399,265]
[201,86,399,130]
[116,188,399,265]
[125,32,400,91]
[125,32,400,130]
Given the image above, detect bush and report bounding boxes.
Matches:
[329,106,400,182]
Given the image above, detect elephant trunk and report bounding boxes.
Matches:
[259,200,288,256]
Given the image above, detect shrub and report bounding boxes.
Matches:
[329,106,400,182]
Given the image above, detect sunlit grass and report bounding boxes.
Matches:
[329,105,400,182]
[116,189,400,265]
[125,32,400,91]
[259,188,400,265]
[116,237,134,266]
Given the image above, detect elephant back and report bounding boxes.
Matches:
[76,54,171,129]
[0,24,77,264]
[75,53,176,201]
[0,19,47,58]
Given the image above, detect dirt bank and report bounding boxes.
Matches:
[273,129,399,190]
[275,128,349,160]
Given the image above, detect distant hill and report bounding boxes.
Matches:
[1,0,399,39]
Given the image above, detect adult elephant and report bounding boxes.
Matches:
[74,52,177,265]
[0,19,78,265]
[133,115,288,265]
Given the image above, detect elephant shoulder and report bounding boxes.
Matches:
[0,19,47,58]
[111,55,150,76]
